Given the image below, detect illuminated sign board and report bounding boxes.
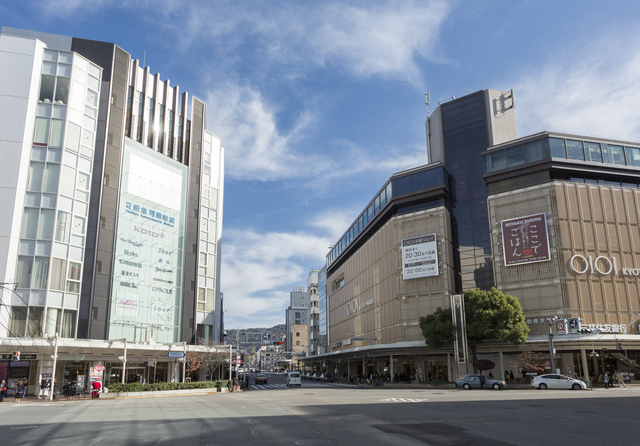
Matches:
[109,139,188,343]
[401,234,438,280]
[501,213,551,266]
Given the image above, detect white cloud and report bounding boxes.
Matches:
[515,33,640,141]
[221,228,331,328]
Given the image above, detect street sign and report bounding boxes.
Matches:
[167,351,186,358]
[568,317,581,333]
[556,319,567,335]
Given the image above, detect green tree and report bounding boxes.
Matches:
[419,288,529,370]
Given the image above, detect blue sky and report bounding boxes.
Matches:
[3,1,640,329]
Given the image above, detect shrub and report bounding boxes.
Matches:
[106,380,219,393]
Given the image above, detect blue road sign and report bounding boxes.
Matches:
[167,351,186,358]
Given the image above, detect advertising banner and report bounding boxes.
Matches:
[501,213,550,266]
[401,234,438,280]
[109,139,188,342]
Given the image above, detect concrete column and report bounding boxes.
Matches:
[499,351,504,381]
[389,354,394,377]
[447,352,452,382]
[362,358,366,376]
[580,348,590,383]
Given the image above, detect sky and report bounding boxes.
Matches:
[3,1,640,329]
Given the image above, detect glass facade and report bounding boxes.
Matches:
[327,165,448,267]
[484,135,640,174]
[440,92,493,291]
[108,139,188,343]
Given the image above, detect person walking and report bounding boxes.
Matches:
[0,379,6,402]
[603,372,610,389]
[39,379,50,399]
[479,371,486,389]
[615,370,626,388]
[14,381,24,403]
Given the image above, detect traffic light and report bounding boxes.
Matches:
[617,343,622,350]
[272,341,276,345]
[12,351,20,361]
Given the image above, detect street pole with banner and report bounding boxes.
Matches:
[450,294,469,379]
[49,333,58,401]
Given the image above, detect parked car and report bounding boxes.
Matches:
[320,373,334,382]
[531,374,586,390]
[455,374,507,390]
[255,374,268,385]
[286,372,301,387]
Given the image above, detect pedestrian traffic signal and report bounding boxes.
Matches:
[617,343,622,350]
[12,351,20,361]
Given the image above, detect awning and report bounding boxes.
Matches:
[610,352,640,369]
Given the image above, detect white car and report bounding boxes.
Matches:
[286,372,301,387]
[531,374,587,390]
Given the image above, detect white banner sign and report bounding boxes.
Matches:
[402,234,438,280]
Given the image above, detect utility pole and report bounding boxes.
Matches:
[548,317,557,373]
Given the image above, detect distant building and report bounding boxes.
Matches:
[285,286,308,352]
[307,269,319,355]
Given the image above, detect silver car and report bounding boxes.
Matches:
[531,374,586,390]
[455,374,507,390]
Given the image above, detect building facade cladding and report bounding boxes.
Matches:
[489,181,640,336]
[285,286,308,352]
[0,28,224,346]
[485,133,640,338]
[327,205,454,350]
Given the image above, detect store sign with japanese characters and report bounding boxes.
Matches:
[501,213,551,266]
[401,234,438,280]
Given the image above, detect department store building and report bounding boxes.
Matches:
[0,27,225,395]
[305,89,640,384]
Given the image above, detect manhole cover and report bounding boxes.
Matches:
[294,440,331,446]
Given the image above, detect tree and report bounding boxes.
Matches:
[419,307,455,349]
[419,287,529,371]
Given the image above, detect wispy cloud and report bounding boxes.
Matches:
[515,32,640,141]
[221,227,331,327]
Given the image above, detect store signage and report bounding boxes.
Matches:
[401,234,438,280]
[346,298,374,315]
[525,318,629,334]
[1,354,36,360]
[501,213,550,266]
[569,254,640,277]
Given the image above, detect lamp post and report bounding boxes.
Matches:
[547,317,558,374]
[49,333,59,401]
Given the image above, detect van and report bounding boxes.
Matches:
[286,372,301,387]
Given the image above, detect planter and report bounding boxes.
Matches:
[99,387,219,399]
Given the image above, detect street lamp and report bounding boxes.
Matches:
[547,317,558,374]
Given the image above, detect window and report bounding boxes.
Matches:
[566,140,585,161]
[9,307,27,337]
[296,332,300,337]
[21,208,39,239]
[296,341,300,345]
[198,288,206,311]
[607,144,625,165]
[549,138,566,158]
[625,147,640,167]
[50,258,67,291]
[585,142,602,163]
[55,211,71,243]
[34,118,50,145]
[66,262,81,293]
[31,257,49,289]
[15,256,33,288]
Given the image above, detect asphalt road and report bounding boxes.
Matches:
[0,382,638,445]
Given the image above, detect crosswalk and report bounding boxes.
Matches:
[249,382,344,391]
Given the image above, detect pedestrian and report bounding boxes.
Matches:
[39,379,50,399]
[603,373,610,389]
[479,371,486,389]
[615,370,625,388]
[14,381,24,402]
[22,377,28,399]
[0,379,6,402]
[488,371,494,379]
[504,370,509,381]
[509,370,515,382]
[91,380,102,398]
